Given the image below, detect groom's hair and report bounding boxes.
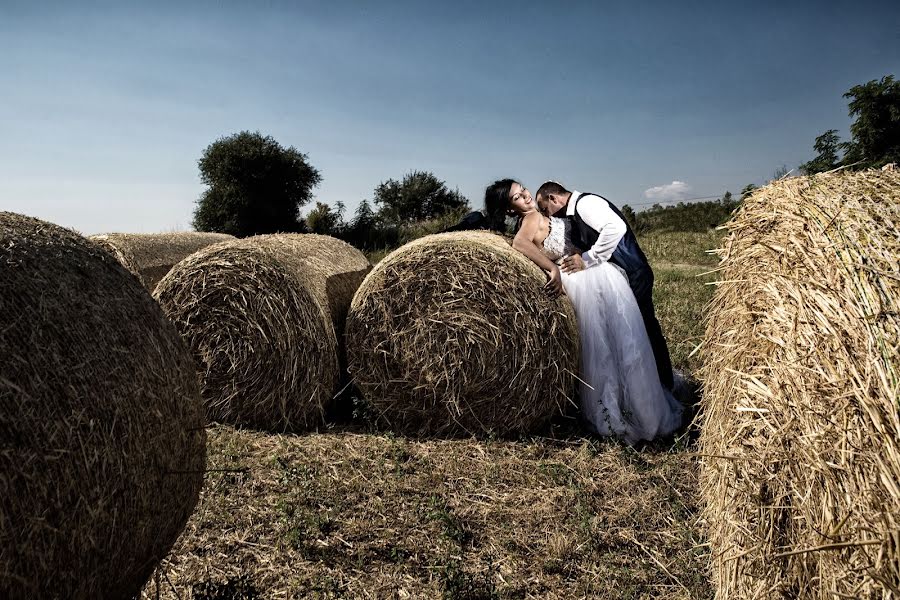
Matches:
[535,181,570,201]
[483,178,517,232]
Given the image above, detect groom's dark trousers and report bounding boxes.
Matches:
[570,193,674,390]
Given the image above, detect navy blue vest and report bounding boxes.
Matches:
[569,193,652,282]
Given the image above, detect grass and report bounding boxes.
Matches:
[144,430,710,599]
[142,229,723,600]
[640,230,722,374]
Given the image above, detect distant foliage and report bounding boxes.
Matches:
[623,192,740,234]
[305,201,343,235]
[313,172,470,251]
[373,171,469,225]
[800,130,842,174]
[801,75,900,174]
[193,131,321,237]
[740,184,758,200]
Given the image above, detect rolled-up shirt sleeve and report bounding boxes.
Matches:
[576,196,627,267]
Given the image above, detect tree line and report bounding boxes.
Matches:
[192,130,469,249]
[192,75,897,246]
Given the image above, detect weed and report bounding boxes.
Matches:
[192,574,258,600]
[440,559,500,600]
[428,495,473,548]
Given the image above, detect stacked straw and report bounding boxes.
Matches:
[154,234,370,431]
[346,231,579,437]
[0,213,206,599]
[90,231,234,292]
[699,170,900,598]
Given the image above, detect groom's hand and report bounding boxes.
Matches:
[560,254,585,273]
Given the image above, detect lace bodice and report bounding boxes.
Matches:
[541,217,580,262]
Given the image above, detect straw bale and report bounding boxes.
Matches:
[346,231,579,436]
[699,169,900,598]
[0,212,206,599]
[154,234,370,431]
[90,231,234,292]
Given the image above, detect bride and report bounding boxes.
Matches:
[483,179,683,444]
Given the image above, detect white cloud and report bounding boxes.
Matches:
[643,180,692,204]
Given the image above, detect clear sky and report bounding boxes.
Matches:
[1,0,898,234]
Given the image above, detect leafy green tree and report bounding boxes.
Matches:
[373,171,468,225]
[840,75,900,168]
[192,131,321,237]
[800,130,842,174]
[801,75,899,174]
[304,201,342,235]
[352,199,376,229]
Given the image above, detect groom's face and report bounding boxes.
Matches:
[537,192,567,217]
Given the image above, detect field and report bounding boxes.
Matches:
[142,230,722,600]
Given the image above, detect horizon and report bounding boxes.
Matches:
[1,1,898,234]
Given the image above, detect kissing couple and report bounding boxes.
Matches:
[452,180,684,444]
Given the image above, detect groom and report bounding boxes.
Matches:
[535,181,674,390]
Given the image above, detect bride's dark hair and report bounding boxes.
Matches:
[483,178,517,232]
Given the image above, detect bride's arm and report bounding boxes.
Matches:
[512,213,563,296]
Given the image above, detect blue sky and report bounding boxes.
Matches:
[1,0,897,234]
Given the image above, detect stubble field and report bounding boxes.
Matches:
[142,230,722,600]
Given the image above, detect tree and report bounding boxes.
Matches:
[192,131,321,237]
[352,199,376,229]
[800,75,900,174]
[800,129,842,174]
[841,75,900,168]
[740,184,758,200]
[620,204,637,230]
[772,165,790,180]
[304,201,342,235]
[373,171,468,225]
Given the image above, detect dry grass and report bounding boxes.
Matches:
[143,426,710,600]
[347,232,579,437]
[89,231,234,291]
[154,234,370,432]
[0,212,205,599]
[140,224,723,599]
[699,169,900,598]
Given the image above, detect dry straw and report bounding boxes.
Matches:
[346,231,579,437]
[154,234,370,431]
[0,212,206,599]
[699,169,900,598]
[90,231,234,292]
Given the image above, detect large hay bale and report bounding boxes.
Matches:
[90,231,234,292]
[699,170,900,598]
[0,213,206,599]
[346,231,579,436]
[154,234,371,431]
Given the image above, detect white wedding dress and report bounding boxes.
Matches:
[542,217,683,444]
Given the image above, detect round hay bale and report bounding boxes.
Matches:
[699,170,900,598]
[90,231,234,292]
[346,231,579,437]
[0,212,206,599]
[154,233,371,431]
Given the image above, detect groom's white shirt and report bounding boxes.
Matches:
[566,191,627,268]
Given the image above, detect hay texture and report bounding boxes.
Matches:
[0,213,206,599]
[90,231,234,292]
[699,170,900,598]
[154,234,370,431]
[346,231,579,437]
